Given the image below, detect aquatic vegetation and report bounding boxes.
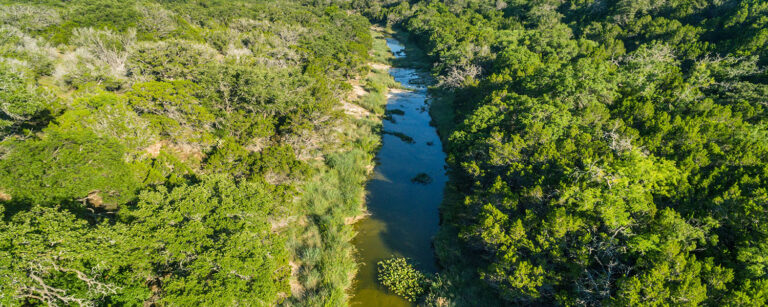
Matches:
[377,257,426,302]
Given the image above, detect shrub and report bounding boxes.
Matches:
[135,3,177,39]
[121,175,290,305]
[56,90,156,151]
[128,39,218,81]
[126,80,214,145]
[0,4,61,32]
[71,27,135,78]
[0,128,140,206]
[0,62,51,136]
[0,26,57,76]
[377,257,427,302]
[55,51,125,90]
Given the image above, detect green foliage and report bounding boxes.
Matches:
[0,175,292,306]
[56,89,156,151]
[0,62,50,136]
[377,257,427,302]
[128,39,216,81]
[203,138,255,179]
[0,205,134,306]
[0,26,56,76]
[46,0,140,45]
[0,0,378,305]
[127,80,214,145]
[0,4,61,33]
[360,0,768,305]
[0,128,139,206]
[119,175,290,305]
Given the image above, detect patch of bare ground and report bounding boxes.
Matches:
[370,25,387,32]
[144,141,164,158]
[386,87,407,98]
[0,190,11,201]
[341,76,372,119]
[341,101,372,119]
[297,215,308,227]
[340,60,396,119]
[289,261,304,297]
[270,216,296,231]
[352,82,367,97]
[170,143,205,162]
[345,211,370,225]
[141,140,204,163]
[370,62,389,71]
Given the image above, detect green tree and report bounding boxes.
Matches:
[0,205,133,306]
[0,128,139,207]
[0,63,50,137]
[117,175,290,305]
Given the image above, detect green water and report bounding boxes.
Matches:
[350,37,447,306]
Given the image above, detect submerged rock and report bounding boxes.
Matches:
[384,130,415,144]
[411,173,433,184]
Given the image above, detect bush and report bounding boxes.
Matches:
[58,0,139,39]
[56,89,156,151]
[377,257,427,302]
[0,62,51,136]
[126,80,214,145]
[128,39,217,81]
[0,26,57,76]
[71,27,135,78]
[55,49,126,90]
[0,129,139,206]
[135,3,178,39]
[0,4,61,32]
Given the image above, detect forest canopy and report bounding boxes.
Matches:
[0,0,377,305]
[359,0,768,305]
[2,0,768,306]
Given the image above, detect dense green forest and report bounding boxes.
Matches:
[0,0,394,305]
[3,0,768,306]
[358,0,768,305]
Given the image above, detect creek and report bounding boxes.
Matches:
[350,37,448,306]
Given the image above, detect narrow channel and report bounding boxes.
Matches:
[351,37,448,306]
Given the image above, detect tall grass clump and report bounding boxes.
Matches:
[284,29,397,306]
[285,149,374,306]
[370,29,392,63]
[357,68,399,115]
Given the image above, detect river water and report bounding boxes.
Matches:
[350,37,447,306]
